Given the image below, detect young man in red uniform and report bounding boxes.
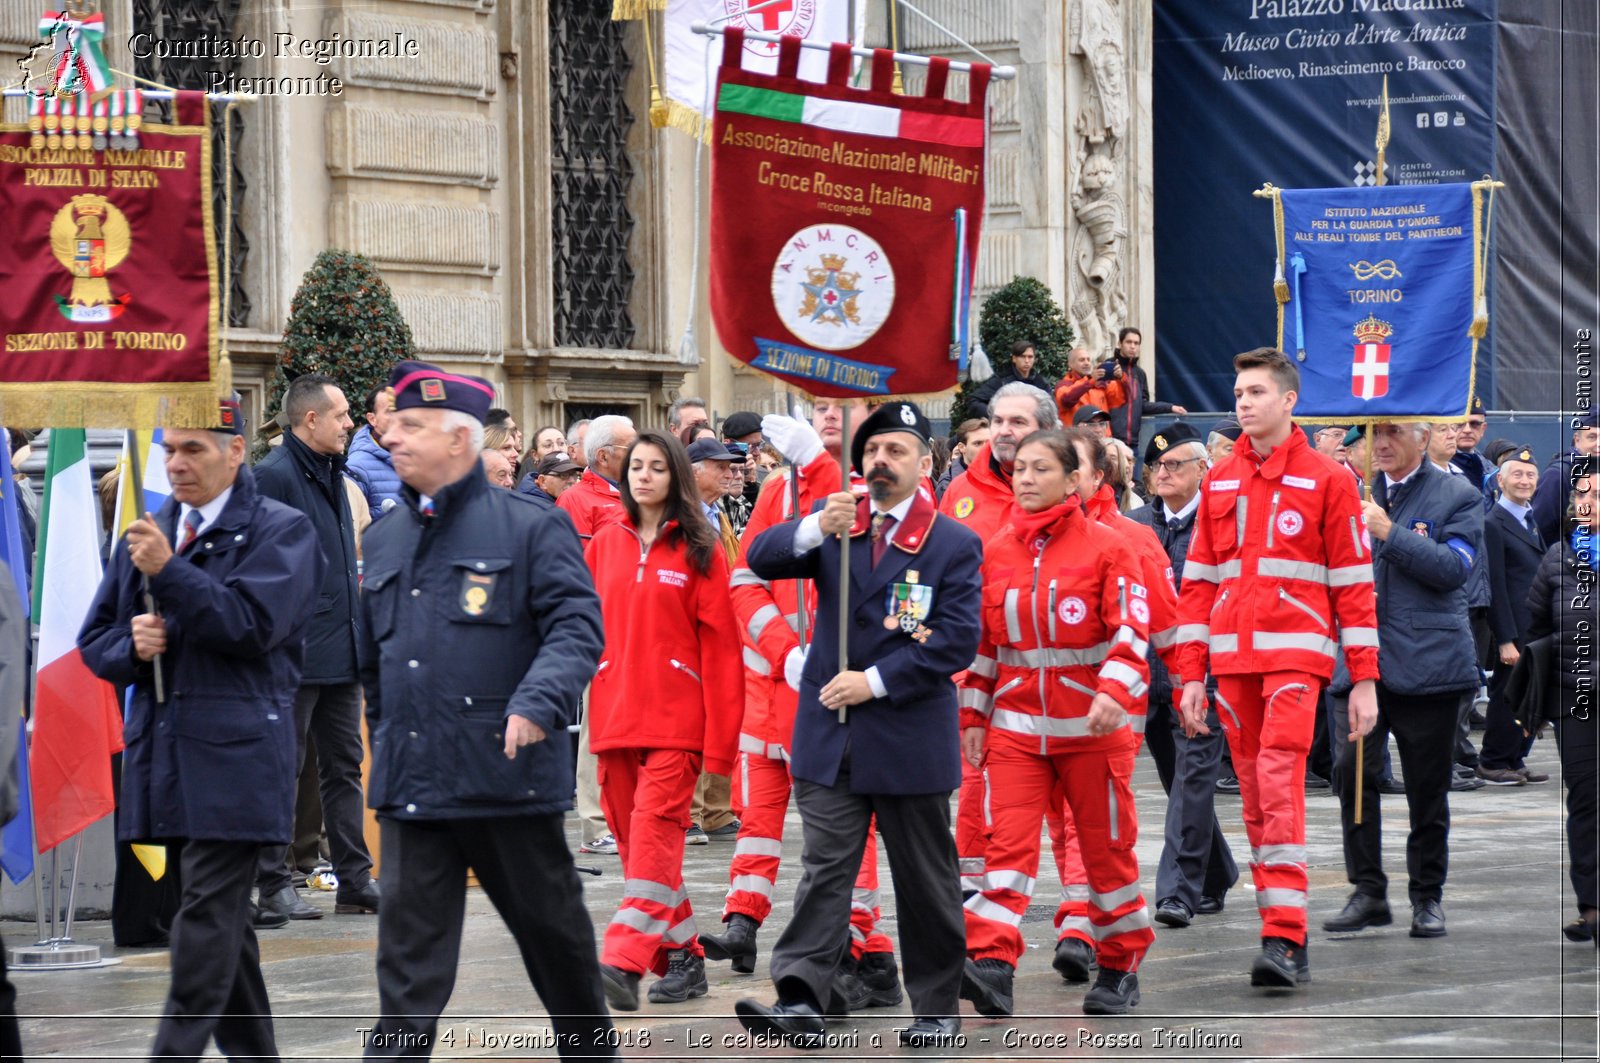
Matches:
[939,384,1059,901]
[1176,348,1379,989]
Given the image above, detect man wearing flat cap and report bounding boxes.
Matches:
[736,400,983,1049]
[80,398,326,1061]
[357,362,614,1058]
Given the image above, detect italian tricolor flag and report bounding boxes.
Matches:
[32,429,122,852]
[716,83,985,147]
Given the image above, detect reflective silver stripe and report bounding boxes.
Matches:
[1126,713,1147,733]
[960,875,986,891]
[1111,625,1150,658]
[1182,560,1222,582]
[1090,881,1143,911]
[992,709,1088,738]
[1218,559,1242,579]
[623,879,683,906]
[1058,674,1097,698]
[1254,844,1307,866]
[1215,691,1242,731]
[610,907,671,937]
[849,924,868,942]
[1173,623,1210,644]
[1003,589,1023,643]
[851,888,880,911]
[1150,625,1179,648]
[1210,633,1240,653]
[664,914,700,944]
[743,646,773,676]
[957,687,993,716]
[1091,906,1153,939]
[729,874,774,898]
[1340,626,1380,648]
[1099,660,1149,699]
[984,870,1037,896]
[1257,887,1308,910]
[995,643,1111,668]
[739,733,765,755]
[729,567,770,589]
[963,894,1023,927]
[1350,515,1365,559]
[958,857,986,875]
[1254,631,1337,656]
[1058,915,1092,935]
[1107,778,1119,843]
[1061,884,1090,903]
[1328,563,1374,586]
[1117,576,1128,621]
[1236,496,1249,545]
[1259,558,1329,582]
[735,837,784,858]
[968,653,999,679]
[747,603,782,641]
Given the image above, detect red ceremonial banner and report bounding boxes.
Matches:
[0,91,222,427]
[709,31,990,399]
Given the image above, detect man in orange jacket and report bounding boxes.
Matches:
[939,383,1059,904]
[1176,348,1379,990]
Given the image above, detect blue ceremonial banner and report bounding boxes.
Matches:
[0,433,31,885]
[1273,182,1480,421]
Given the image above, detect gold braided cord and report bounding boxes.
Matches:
[217,99,233,396]
[1254,184,1289,349]
[611,0,664,19]
[640,12,669,128]
[1374,74,1390,188]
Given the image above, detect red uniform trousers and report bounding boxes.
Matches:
[956,756,990,893]
[1045,801,1091,946]
[964,735,1153,972]
[1212,671,1320,945]
[723,747,893,958]
[598,748,704,976]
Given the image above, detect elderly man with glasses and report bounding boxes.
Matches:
[1128,423,1239,929]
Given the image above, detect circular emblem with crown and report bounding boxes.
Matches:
[771,225,895,352]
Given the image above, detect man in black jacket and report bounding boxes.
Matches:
[967,339,1057,413]
[253,374,380,922]
[359,362,612,1059]
[1105,328,1187,461]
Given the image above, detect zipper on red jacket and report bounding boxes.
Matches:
[1265,490,1282,548]
[1277,586,1327,629]
[670,659,702,683]
[1030,551,1047,756]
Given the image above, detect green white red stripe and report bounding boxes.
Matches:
[718,83,984,148]
[31,429,122,852]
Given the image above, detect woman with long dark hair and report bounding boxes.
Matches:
[1526,463,1599,944]
[585,429,743,1010]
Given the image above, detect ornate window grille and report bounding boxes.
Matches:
[131,0,251,328]
[548,1,636,350]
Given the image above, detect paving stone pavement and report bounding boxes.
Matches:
[9,739,1598,1061]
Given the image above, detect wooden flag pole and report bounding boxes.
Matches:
[836,410,853,725]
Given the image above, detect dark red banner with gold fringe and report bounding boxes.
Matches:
[0,90,222,428]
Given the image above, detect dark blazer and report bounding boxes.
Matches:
[358,467,603,820]
[79,467,324,843]
[1524,535,1596,693]
[1483,503,1544,647]
[746,490,983,795]
[253,431,360,683]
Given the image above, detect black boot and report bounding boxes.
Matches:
[1051,937,1095,982]
[1081,967,1140,1014]
[958,958,1014,1017]
[701,913,759,974]
[1250,937,1311,988]
[847,952,903,1009]
[648,949,709,1004]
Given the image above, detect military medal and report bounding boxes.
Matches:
[459,570,496,615]
[884,581,933,635]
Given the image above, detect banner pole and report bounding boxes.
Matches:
[787,397,809,653]
[60,831,82,940]
[1355,423,1376,826]
[124,432,165,704]
[836,409,852,725]
[689,22,1016,80]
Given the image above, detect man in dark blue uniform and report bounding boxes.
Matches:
[357,362,613,1060]
[735,401,982,1049]
[81,399,325,1062]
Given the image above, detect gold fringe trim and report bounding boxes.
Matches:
[658,98,711,142]
[611,0,664,19]
[0,383,224,429]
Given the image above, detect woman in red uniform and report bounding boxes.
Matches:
[957,429,1156,1017]
[586,429,742,1011]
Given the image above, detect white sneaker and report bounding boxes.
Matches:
[580,833,618,856]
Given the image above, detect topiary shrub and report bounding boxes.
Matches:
[954,276,1075,423]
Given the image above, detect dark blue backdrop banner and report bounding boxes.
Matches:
[1276,183,1477,420]
[1153,0,1497,412]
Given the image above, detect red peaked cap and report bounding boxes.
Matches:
[389,360,496,423]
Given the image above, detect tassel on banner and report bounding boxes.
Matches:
[610,0,664,19]
[0,386,224,431]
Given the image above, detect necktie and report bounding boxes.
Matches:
[419,499,435,518]
[177,509,203,552]
[1526,512,1543,550]
[718,510,739,564]
[871,513,896,567]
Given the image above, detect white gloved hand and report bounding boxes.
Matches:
[762,414,824,467]
[784,645,808,692]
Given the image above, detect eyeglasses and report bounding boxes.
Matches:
[1466,419,1485,429]
[1153,456,1205,473]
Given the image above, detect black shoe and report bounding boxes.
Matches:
[1081,967,1140,1015]
[1474,765,1527,786]
[1251,937,1310,989]
[1378,775,1407,795]
[1322,892,1392,933]
[258,885,322,921]
[702,913,759,974]
[898,1017,960,1047]
[334,879,380,914]
[600,964,641,1012]
[1304,770,1331,790]
[1154,898,1193,928]
[1410,898,1447,938]
[1564,914,1599,942]
[1518,766,1551,784]
[1051,937,1094,983]
[249,903,289,930]
[1450,771,1486,792]
[648,948,708,1003]
[848,951,903,1009]
[959,957,1014,1017]
[1468,708,1489,729]
[1194,894,1226,916]
[734,998,826,1050]
[1215,774,1241,794]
